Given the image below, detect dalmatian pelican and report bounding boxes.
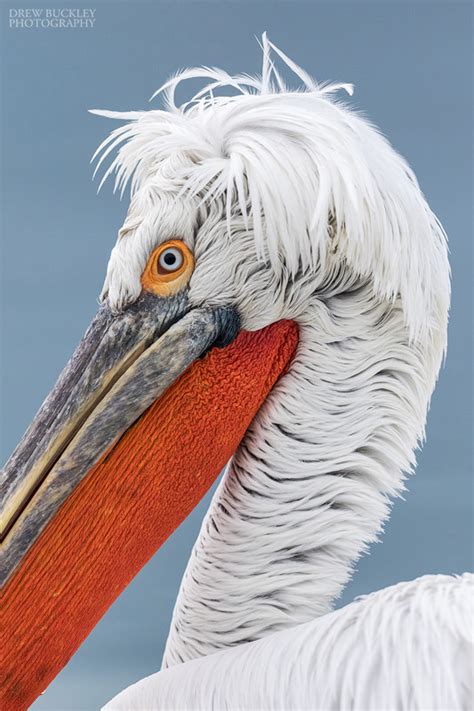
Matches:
[1,35,472,711]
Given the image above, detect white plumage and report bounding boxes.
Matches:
[105,574,473,710]
[91,36,471,710]
[91,36,448,342]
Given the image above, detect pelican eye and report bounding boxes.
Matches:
[141,240,194,297]
[158,247,184,273]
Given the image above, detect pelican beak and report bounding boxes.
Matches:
[1,292,298,711]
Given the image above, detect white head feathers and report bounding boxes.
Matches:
[91,34,449,344]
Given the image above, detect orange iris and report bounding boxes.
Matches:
[141,240,194,297]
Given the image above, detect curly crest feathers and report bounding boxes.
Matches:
[90,34,449,344]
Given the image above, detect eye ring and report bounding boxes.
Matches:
[141,240,194,297]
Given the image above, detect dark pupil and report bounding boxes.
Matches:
[164,252,177,266]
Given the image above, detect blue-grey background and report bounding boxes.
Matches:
[1,1,472,709]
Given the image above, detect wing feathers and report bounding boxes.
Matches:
[103,574,473,711]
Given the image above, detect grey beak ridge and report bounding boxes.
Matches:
[1,295,240,586]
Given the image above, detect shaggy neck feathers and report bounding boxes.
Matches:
[162,283,442,666]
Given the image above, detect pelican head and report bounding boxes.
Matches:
[1,36,449,710]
